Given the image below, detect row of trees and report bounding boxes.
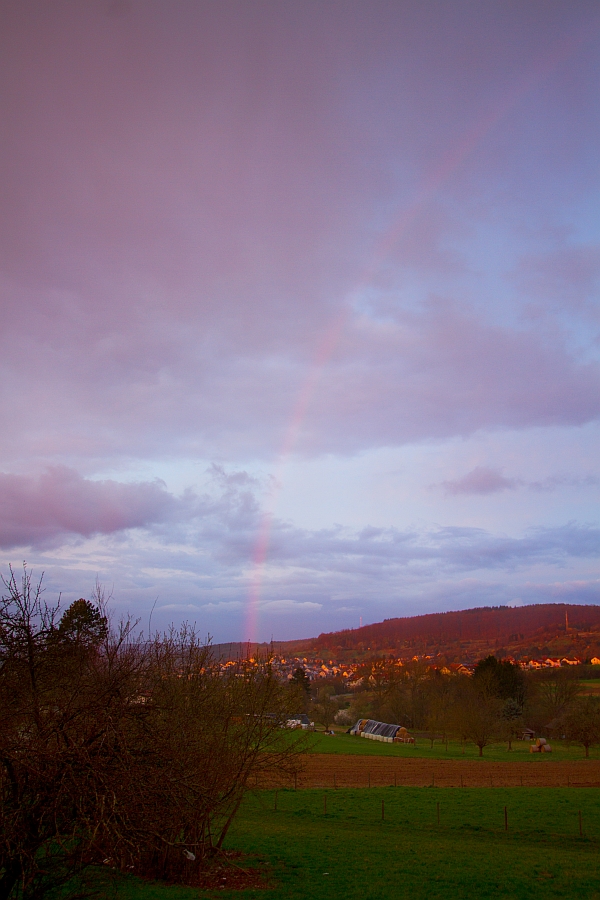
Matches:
[299,656,600,757]
[0,568,305,900]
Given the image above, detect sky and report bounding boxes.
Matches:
[1,0,600,642]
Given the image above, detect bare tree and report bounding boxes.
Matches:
[0,568,305,898]
[528,668,581,729]
[116,633,306,879]
[560,696,600,758]
[501,698,524,751]
[311,685,338,731]
[378,669,407,726]
[451,679,503,756]
[0,564,142,900]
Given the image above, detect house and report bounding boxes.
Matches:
[591,657,600,666]
[448,663,472,676]
[286,714,315,730]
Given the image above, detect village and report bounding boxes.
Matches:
[217,652,599,685]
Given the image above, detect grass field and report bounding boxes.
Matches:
[102,729,600,898]
[114,787,600,899]
[304,730,600,761]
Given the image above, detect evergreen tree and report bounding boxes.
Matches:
[58,598,108,646]
[473,655,525,704]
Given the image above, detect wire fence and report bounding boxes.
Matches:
[249,786,600,842]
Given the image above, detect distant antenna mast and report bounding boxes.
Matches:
[360,616,363,629]
[565,610,569,632]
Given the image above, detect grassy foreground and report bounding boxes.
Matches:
[304,730,600,761]
[114,787,600,899]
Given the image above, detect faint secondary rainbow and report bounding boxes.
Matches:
[243,20,600,643]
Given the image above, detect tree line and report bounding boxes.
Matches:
[0,568,305,900]
[298,656,600,757]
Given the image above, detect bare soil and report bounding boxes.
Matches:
[133,850,271,893]
[192,855,270,892]
[265,754,600,789]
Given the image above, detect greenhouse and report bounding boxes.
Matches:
[350,719,414,743]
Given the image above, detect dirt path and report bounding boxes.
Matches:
[269,755,600,789]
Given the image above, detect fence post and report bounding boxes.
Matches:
[274,791,278,811]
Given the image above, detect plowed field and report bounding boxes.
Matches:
[265,754,600,789]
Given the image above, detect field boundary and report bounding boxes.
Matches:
[261,754,600,789]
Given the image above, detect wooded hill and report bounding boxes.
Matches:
[311,604,600,663]
[214,604,600,664]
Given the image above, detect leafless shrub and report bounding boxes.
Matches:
[0,567,305,898]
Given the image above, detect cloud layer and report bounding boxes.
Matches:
[0,2,599,638]
[5,465,597,638]
[0,3,599,466]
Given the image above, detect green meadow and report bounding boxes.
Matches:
[304,730,600,761]
[114,787,600,900]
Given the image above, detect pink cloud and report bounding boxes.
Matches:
[441,467,519,495]
[0,467,178,548]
